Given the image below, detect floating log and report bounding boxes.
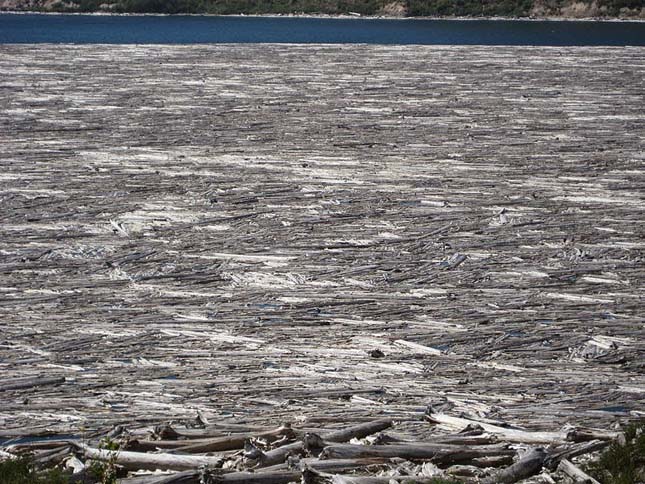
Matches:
[0,376,66,392]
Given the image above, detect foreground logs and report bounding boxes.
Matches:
[0,416,620,483]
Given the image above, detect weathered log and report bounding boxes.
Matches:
[324,420,393,444]
[480,448,548,484]
[127,439,210,451]
[0,376,66,392]
[319,443,513,463]
[253,420,392,468]
[77,444,226,471]
[152,424,296,441]
[558,459,601,484]
[302,468,464,484]
[32,444,72,467]
[143,470,304,484]
[426,412,568,444]
[130,471,201,484]
[445,464,485,478]
[0,428,66,439]
[209,471,302,483]
[547,439,609,467]
[566,429,619,442]
[471,454,515,468]
[329,478,444,484]
[261,457,393,473]
[171,425,295,454]
[6,440,76,452]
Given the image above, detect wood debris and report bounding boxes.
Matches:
[0,44,643,481]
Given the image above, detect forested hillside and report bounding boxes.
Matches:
[1,0,643,20]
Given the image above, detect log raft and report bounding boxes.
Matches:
[0,44,643,481]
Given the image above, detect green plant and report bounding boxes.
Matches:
[87,438,121,484]
[586,421,645,484]
[0,455,70,484]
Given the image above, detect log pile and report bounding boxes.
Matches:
[0,413,620,482]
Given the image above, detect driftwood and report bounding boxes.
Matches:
[78,444,226,471]
[480,448,548,484]
[171,425,295,453]
[0,376,66,392]
[302,468,466,484]
[254,420,392,467]
[558,459,601,484]
[546,439,609,467]
[426,411,569,444]
[319,442,513,463]
[262,457,393,473]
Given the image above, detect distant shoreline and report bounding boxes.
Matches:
[2,10,644,22]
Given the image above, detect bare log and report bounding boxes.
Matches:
[78,444,225,471]
[426,412,568,444]
[209,471,302,483]
[547,439,609,467]
[320,443,513,463]
[142,470,304,484]
[471,454,514,468]
[302,469,463,484]
[566,429,619,443]
[480,448,548,484]
[262,457,393,473]
[0,376,66,392]
[255,420,392,468]
[558,459,601,484]
[171,425,295,454]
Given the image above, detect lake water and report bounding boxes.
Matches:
[0,13,644,45]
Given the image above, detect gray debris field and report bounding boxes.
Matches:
[0,45,643,439]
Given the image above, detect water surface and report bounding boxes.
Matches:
[1,13,644,45]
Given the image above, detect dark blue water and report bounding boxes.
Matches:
[1,13,644,45]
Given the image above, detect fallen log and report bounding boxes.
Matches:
[262,457,393,473]
[547,439,608,467]
[558,459,601,484]
[480,448,548,484]
[127,439,213,451]
[77,444,226,471]
[145,470,304,484]
[302,468,464,484]
[319,443,514,464]
[471,454,514,467]
[426,411,568,444]
[171,425,295,454]
[209,471,302,483]
[0,376,66,392]
[122,470,201,484]
[323,420,393,444]
[254,419,392,468]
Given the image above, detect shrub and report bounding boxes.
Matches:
[586,421,645,484]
